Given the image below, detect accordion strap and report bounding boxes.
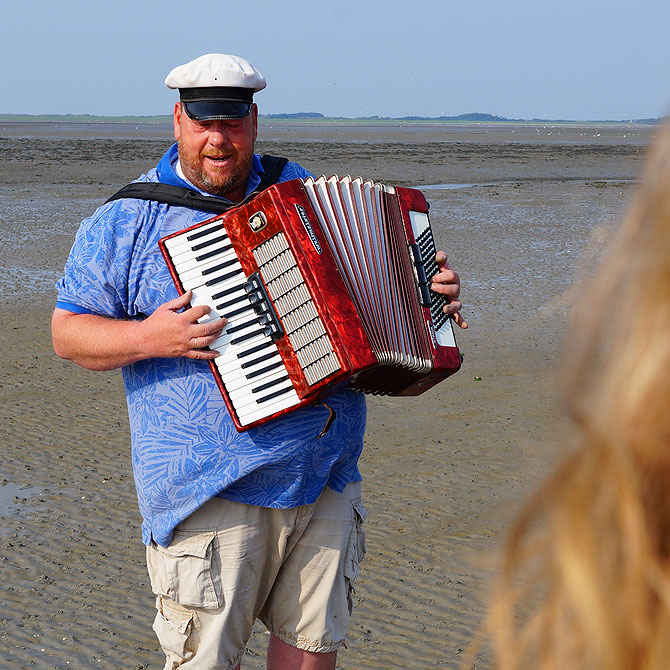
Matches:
[104,154,289,213]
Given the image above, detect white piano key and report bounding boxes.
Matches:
[165,225,228,257]
[181,264,246,292]
[191,280,247,308]
[172,246,235,274]
[236,389,301,426]
[190,285,247,322]
[227,370,292,404]
[226,369,292,406]
[176,251,241,286]
[224,357,285,392]
[210,321,269,355]
[169,237,232,267]
[214,333,273,363]
[216,341,279,368]
[233,383,298,420]
[216,351,268,375]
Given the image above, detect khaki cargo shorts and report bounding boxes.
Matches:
[145,481,367,670]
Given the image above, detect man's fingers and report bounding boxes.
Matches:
[431,280,460,298]
[451,311,468,329]
[201,317,227,335]
[441,300,468,329]
[443,299,462,314]
[186,348,221,361]
[193,317,227,340]
[164,290,193,310]
[433,250,467,328]
[186,303,214,322]
[432,267,459,284]
[188,317,227,355]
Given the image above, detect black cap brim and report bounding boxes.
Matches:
[183,101,252,121]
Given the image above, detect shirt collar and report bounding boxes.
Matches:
[156,143,264,201]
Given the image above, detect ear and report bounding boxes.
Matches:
[173,102,182,141]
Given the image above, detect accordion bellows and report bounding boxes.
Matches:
[160,177,461,431]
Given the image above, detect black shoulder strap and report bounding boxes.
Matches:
[104,181,234,213]
[257,154,289,192]
[104,154,290,213]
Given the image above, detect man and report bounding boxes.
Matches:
[52,53,466,670]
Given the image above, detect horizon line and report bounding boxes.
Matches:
[0,112,664,125]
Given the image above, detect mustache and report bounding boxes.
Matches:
[203,151,235,159]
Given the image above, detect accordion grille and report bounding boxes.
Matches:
[253,233,341,386]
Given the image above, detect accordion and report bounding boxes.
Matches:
[159,177,462,431]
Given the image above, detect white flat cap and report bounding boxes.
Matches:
[165,53,266,93]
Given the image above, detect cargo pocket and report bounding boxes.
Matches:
[343,498,367,615]
[153,595,196,667]
[146,530,223,609]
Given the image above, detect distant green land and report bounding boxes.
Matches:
[0,112,663,125]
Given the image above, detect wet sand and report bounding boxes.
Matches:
[0,121,654,668]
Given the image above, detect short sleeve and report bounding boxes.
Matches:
[55,199,148,318]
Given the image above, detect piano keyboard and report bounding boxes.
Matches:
[162,219,303,427]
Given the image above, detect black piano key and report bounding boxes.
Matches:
[252,374,290,394]
[206,267,244,287]
[241,350,279,369]
[226,317,261,335]
[255,384,294,404]
[237,340,274,359]
[433,308,450,329]
[245,360,284,380]
[215,292,248,308]
[223,304,254,319]
[202,257,238,277]
[231,329,265,346]
[192,233,229,252]
[196,242,233,262]
[187,223,225,242]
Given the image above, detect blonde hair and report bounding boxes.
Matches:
[488,127,670,670]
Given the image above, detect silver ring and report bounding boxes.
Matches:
[193,337,198,349]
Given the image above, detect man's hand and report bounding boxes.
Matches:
[140,290,226,360]
[52,290,227,371]
[430,251,468,329]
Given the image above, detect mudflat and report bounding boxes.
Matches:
[0,120,654,669]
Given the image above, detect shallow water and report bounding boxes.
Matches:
[0,482,42,521]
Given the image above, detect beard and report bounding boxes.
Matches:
[177,139,254,200]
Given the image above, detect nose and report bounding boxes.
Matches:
[205,121,232,147]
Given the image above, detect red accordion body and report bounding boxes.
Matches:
[159,177,461,431]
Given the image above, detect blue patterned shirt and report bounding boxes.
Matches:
[56,144,367,547]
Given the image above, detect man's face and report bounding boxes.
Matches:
[173,102,258,201]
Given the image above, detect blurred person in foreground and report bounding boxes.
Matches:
[487,127,670,669]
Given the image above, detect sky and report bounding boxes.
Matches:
[2,0,669,121]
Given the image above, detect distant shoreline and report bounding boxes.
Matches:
[0,113,663,126]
